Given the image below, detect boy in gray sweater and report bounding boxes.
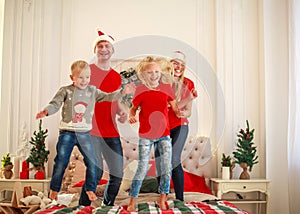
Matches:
[36,60,135,201]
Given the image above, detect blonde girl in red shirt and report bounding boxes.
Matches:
[127,56,181,211]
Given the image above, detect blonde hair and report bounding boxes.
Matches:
[156,57,174,84]
[170,59,186,101]
[135,56,156,89]
[136,56,174,89]
[70,60,89,76]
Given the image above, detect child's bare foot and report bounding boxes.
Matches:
[49,190,58,201]
[127,197,137,212]
[86,191,97,201]
[158,194,167,210]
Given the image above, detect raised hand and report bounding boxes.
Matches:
[36,110,48,119]
[190,88,198,99]
[122,82,136,95]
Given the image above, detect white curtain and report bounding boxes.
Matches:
[288,1,300,213]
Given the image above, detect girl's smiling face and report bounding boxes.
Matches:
[142,62,161,88]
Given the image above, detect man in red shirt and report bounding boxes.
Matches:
[79,30,126,206]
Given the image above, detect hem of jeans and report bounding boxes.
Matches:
[85,187,97,192]
[158,191,170,194]
[50,187,60,192]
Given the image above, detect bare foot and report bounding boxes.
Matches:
[49,190,58,201]
[127,197,137,212]
[86,191,97,201]
[158,194,167,210]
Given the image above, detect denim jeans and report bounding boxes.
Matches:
[129,136,172,198]
[50,130,97,193]
[79,136,123,206]
[155,125,189,201]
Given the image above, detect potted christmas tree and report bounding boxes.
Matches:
[233,120,258,179]
[1,152,13,179]
[221,153,234,179]
[26,120,50,179]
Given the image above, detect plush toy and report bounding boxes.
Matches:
[20,191,52,209]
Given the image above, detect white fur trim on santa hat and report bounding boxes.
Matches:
[170,50,186,63]
[93,29,115,50]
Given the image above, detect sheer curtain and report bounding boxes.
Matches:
[288,0,300,213]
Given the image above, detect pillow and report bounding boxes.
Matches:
[72,179,108,188]
[170,171,212,194]
[119,160,139,191]
[119,160,152,191]
[140,176,158,193]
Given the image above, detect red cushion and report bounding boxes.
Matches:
[147,159,157,177]
[170,171,212,194]
[72,179,108,188]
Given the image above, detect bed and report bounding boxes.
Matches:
[33,136,249,213]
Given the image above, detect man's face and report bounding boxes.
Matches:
[94,41,114,61]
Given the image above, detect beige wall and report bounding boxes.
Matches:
[0,0,290,213]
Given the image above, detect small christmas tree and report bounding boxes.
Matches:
[233,120,258,172]
[26,120,50,171]
[1,152,13,168]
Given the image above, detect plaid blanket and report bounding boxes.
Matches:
[34,200,249,214]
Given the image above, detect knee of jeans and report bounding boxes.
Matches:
[53,160,69,173]
[112,177,123,185]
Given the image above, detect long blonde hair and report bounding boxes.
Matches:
[135,56,173,89]
[170,59,186,102]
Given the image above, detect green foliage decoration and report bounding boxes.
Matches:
[233,120,258,171]
[26,120,50,169]
[221,153,233,167]
[1,152,12,168]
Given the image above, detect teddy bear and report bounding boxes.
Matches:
[20,191,52,209]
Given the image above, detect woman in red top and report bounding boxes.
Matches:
[155,51,198,201]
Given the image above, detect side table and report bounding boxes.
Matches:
[0,178,51,200]
[210,178,270,214]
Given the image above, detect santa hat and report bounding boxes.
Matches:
[170,50,186,63]
[93,29,115,50]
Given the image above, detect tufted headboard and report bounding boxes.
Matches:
[61,135,212,192]
[121,136,212,178]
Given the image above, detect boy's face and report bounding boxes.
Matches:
[171,59,185,77]
[71,66,91,90]
[142,63,161,87]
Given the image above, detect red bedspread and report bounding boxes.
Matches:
[34,200,249,214]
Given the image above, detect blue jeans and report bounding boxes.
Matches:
[129,136,172,198]
[50,130,97,193]
[155,125,189,201]
[79,136,123,206]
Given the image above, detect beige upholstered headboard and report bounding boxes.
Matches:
[121,136,212,178]
[61,135,212,192]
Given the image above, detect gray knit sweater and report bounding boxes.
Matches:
[44,84,122,132]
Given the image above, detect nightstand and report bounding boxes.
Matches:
[210,178,270,214]
[0,178,51,200]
